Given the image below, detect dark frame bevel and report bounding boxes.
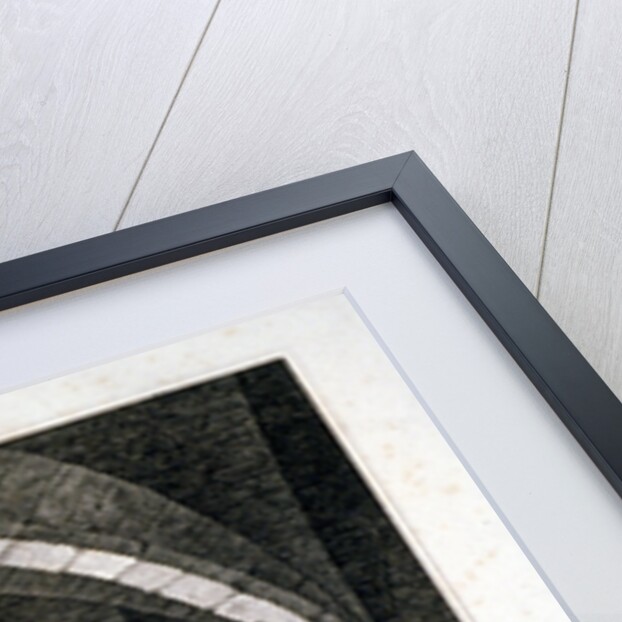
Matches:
[1,151,621,499]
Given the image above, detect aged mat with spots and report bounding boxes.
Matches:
[0,360,457,621]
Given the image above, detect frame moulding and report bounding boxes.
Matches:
[1,150,621,499]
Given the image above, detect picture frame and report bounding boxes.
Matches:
[1,150,620,500]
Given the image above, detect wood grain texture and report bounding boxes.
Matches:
[0,0,218,262]
[539,1,622,400]
[119,0,576,290]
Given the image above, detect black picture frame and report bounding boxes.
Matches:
[1,150,621,499]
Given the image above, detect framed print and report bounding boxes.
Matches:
[0,151,621,620]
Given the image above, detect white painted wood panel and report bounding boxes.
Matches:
[0,0,218,262]
[539,1,622,400]
[119,0,576,290]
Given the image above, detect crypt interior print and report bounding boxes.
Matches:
[0,360,457,622]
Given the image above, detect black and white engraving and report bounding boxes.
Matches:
[0,360,457,621]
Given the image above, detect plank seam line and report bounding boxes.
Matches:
[113,0,225,232]
[535,0,581,298]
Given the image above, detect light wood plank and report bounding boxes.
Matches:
[0,0,218,261]
[120,0,576,290]
[539,1,622,400]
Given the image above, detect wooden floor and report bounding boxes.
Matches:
[1,0,620,402]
